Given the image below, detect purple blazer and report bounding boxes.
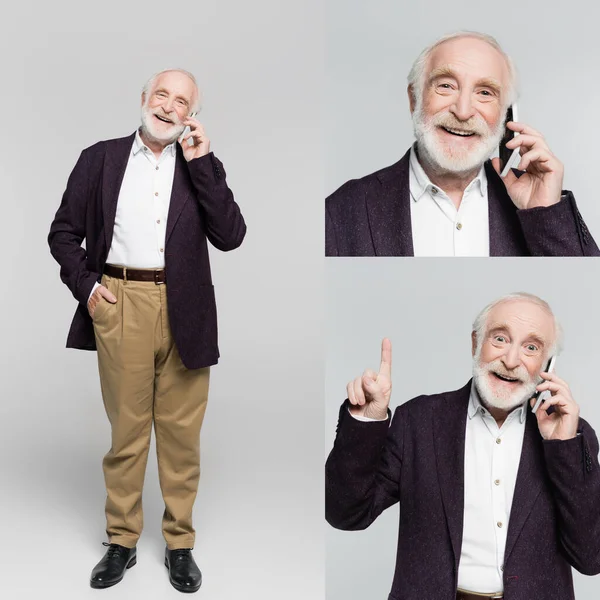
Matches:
[326,150,599,256]
[326,381,600,600]
[48,133,246,369]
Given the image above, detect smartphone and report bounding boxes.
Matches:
[531,355,557,414]
[180,111,198,145]
[499,104,521,178]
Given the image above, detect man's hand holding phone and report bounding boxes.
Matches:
[179,113,211,162]
[347,338,392,421]
[492,120,564,211]
[88,285,117,319]
[530,371,580,441]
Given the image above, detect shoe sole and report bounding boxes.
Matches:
[90,556,137,589]
[164,558,201,593]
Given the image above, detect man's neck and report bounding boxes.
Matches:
[416,149,481,210]
[139,129,169,160]
[480,399,524,429]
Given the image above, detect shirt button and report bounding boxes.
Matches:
[156,166,159,171]
[155,192,159,196]
[431,187,438,194]
[160,248,164,252]
[497,521,503,528]
[156,219,161,224]
[496,438,502,444]
[456,222,463,230]
[494,479,501,486]
[501,565,504,571]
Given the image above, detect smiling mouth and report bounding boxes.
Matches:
[492,372,521,383]
[154,114,173,124]
[440,126,476,138]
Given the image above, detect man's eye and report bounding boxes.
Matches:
[494,336,506,343]
[527,344,538,352]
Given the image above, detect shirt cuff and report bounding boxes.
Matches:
[88,282,101,303]
[347,407,389,422]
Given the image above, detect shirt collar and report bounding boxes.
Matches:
[133,129,176,157]
[409,144,488,202]
[468,380,527,424]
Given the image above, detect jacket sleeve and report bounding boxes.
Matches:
[517,191,600,256]
[543,417,600,575]
[48,150,101,306]
[325,401,404,530]
[186,152,246,251]
[325,198,339,256]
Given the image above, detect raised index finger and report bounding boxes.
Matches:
[379,338,392,378]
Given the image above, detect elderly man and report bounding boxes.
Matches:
[326,293,600,600]
[325,32,599,256]
[48,68,246,592]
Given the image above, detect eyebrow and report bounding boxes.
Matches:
[154,87,190,105]
[488,324,546,348]
[428,66,502,94]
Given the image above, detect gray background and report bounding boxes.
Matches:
[0,1,323,599]
[325,259,600,600]
[325,0,600,240]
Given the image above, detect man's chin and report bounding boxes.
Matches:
[141,123,184,145]
[417,138,490,175]
[474,375,532,413]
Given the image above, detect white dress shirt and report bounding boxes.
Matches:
[409,146,490,257]
[349,383,527,593]
[459,384,526,593]
[89,131,177,300]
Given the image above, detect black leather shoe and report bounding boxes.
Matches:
[90,542,137,589]
[165,547,202,593]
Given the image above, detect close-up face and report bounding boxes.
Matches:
[411,36,511,174]
[472,299,556,411]
[140,70,197,143]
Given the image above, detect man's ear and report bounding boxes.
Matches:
[141,92,146,107]
[471,331,477,357]
[408,85,416,113]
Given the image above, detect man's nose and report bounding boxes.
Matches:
[163,97,174,113]
[449,90,476,122]
[501,346,521,370]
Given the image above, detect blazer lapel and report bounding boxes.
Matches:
[503,407,545,563]
[433,381,471,571]
[485,163,528,256]
[102,133,135,252]
[165,147,193,244]
[368,150,414,256]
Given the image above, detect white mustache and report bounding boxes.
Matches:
[432,112,491,137]
[152,110,181,126]
[482,359,531,385]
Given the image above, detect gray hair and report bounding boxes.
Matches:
[142,68,202,113]
[472,292,563,358]
[407,31,518,110]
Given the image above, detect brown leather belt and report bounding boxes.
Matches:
[456,590,503,600]
[104,264,166,284]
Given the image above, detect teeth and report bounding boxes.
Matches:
[444,127,474,137]
[495,373,518,382]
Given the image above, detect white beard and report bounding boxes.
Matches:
[140,104,185,145]
[472,356,540,412]
[412,102,505,175]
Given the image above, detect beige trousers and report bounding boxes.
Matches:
[92,273,210,550]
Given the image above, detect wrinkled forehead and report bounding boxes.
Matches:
[485,300,555,345]
[425,37,510,90]
[149,71,197,103]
